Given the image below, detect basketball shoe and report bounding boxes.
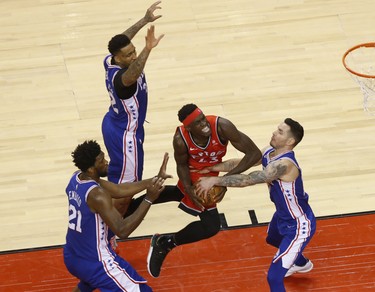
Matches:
[147,234,174,278]
[285,259,314,277]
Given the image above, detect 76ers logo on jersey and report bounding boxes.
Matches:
[191,150,225,164]
[138,73,148,93]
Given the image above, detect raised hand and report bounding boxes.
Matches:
[144,1,162,23]
[145,25,165,50]
[145,177,165,202]
[157,152,173,180]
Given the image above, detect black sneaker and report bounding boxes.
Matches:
[147,234,171,278]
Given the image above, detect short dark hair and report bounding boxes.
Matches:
[108,34,131,55]
[71,140,101,172]
[177,103,198,122]
[284,118,304,146]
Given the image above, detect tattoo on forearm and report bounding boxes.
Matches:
[223,160,239,172]
[248,171,268,184]
[219,163,287,187]
[123,19,146,40]
[220,174,256,187]
[123,27,139,39]
[126,50,150,83]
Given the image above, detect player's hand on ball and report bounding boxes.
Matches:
[187,185,205,210]
[195,177,220,196]
[199,186,227,207]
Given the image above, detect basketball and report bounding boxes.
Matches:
[200,186,226,207]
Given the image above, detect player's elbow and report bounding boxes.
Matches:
[117,231,131,239]
[116,226,132,239]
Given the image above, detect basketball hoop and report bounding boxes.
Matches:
[342,42,375,115]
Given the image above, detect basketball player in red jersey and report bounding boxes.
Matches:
[100,103,261,278]
[147,103,261,277]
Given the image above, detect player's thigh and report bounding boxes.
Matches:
[266,213,282,247]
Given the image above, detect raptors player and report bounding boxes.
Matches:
[100,103,261,278]
[144,103,261,278]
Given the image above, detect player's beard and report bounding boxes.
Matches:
[99,166,108,178]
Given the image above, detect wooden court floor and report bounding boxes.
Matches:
[1,212,374,292]
[1,0,375,251]
[2,0,375,291]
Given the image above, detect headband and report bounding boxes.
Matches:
[182,108,203,127]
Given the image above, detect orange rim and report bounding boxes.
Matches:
[342,42,375,78]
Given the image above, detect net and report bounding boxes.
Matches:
[342,42,375,114]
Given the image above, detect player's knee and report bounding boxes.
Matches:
[203,216,221,237]
[206,221,221,237]
[199,209,221,237]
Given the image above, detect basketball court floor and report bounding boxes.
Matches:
[1,0,375,291]
[1,213,374,291]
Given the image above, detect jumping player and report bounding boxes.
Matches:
[196,118,316,292]
[145,104,261,277]
[102,1,164,184]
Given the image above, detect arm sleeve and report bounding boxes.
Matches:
[114,68,137,100]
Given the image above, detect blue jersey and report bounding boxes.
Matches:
[64,171,150,291]
[64,171,116,261]
[262,147,312,221]
[262,148,316,290]
[104,54,148,138]
[102,54,148,183]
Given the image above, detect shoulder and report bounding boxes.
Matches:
[104,54,118,69]
[173,129,189,154]
[266,159,289,178]
[217,116,236,131]
[216,117,241,141]
[87,186,110,210]
[104,54,112,64]
[173,129,185,146]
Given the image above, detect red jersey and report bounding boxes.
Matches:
[177,116,227,211]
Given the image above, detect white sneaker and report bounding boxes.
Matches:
[285,260,313,277]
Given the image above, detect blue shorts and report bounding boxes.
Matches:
[64,249,152,292]
[267,210,316,269]
[102,112,144,183]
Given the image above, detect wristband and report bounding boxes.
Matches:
[144,198,153,205]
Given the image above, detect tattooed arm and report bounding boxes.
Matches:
[196,160,290,195]
[220,160,287,187]
[121,25,164,87]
